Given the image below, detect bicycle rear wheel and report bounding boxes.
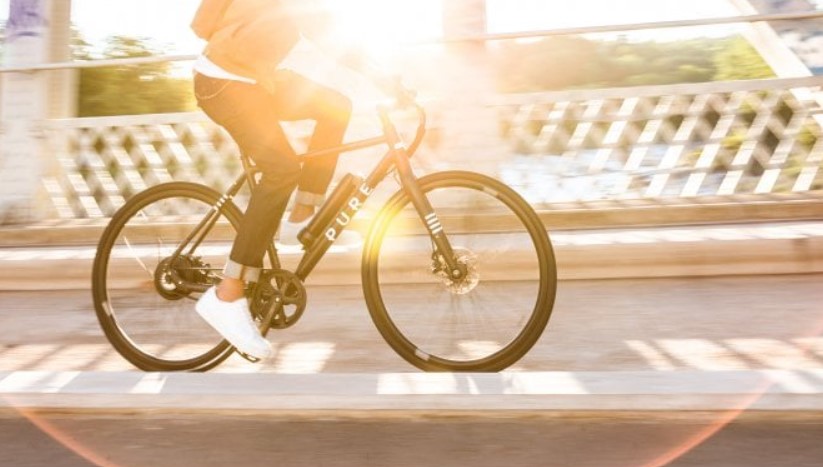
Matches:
[92,182,240,371]
[362,171,557,371]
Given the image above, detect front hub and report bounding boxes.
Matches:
[435,248,480,295]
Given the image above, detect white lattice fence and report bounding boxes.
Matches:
[45,113,238,219]
[495,77,823,206]
[44,111,389,220]
[41,77,823,220]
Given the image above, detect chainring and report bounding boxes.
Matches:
[250,269,307,330]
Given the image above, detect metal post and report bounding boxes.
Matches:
[433,0,505,175]
[729,0,815,77]
[0,0,73,223]
[728,0,823,127]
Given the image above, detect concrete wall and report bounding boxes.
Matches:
[0,0,74,223]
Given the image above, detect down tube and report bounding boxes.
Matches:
[294,152,396,280]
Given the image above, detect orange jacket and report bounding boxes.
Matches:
[204,0,301,82]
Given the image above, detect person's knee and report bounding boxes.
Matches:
[252,152,301,193]
[258,168,300,196]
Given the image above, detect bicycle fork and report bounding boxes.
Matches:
[393,151,467,281]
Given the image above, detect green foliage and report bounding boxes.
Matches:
[493,36,602,93]
[798,125,819,149]
[714,36,775,81]
[2,27,193,116]
[74,35,196,117]
[492,35,775,92]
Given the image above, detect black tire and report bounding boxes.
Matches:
[92,182,241,371]
[362,171,557,371]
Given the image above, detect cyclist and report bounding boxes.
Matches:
[192,0,392,359]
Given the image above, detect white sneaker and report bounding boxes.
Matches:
[276,217,311,247]
[195,287,273,360]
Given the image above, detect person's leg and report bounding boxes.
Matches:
[193,74,300,358]
[200,77,302,271]
[269,70,353,222]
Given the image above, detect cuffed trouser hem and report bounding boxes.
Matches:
[223,259,261,283]
[294,190,325,207]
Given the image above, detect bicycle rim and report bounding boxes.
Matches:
[92,183,237,371]
[363,171,557,371]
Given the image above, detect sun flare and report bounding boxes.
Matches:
[326,0,443,56]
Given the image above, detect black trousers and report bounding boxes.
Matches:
[194,70,352,276]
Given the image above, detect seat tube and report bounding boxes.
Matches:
[394,151,463,276]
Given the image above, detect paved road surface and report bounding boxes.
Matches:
[0,274,822,466]
[0,274,821,373]
[1,412,822,467]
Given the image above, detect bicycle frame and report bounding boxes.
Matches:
[171,101,465,291]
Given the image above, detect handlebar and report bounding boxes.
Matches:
[378,81,427,158]
[407,100,427,158]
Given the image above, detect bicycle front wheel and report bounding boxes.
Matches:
[92,182,240,371]
[362,171,557,372]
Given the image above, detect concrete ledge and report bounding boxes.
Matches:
[1,370,822,414]
[2,197,821,248]
[0,222,821,289]
[537,196,823,230]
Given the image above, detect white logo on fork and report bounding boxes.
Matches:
[425,212,443,235]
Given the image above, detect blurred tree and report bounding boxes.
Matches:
[493,36,601,92]
[74,35,195,117]
[493,35,774,92]
[714,36,775,81]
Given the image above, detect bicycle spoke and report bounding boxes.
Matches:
[364,172,556,371]
[93,183,239,371]
[123,236,153,279]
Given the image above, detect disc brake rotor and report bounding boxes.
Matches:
[434,247,480,295]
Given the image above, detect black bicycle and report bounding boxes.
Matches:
[91,90,557,372]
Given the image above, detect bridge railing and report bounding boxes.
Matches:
[494,76,823,207]
[3,10,823,225]
[38,74,822,222]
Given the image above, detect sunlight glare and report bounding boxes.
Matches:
[327,0,443,56]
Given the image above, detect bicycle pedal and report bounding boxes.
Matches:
[237,351,262,363]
